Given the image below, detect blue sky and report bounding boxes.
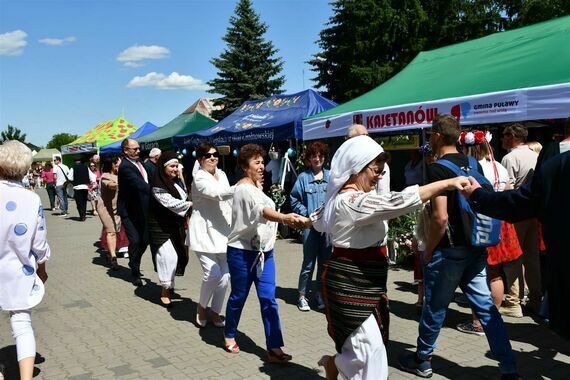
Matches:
[0,0,333,145]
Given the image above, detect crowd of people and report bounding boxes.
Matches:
[1,113,569,380]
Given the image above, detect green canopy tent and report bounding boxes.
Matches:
[138,111,216,151]
[33,148,61,162]
[303,16,570,140]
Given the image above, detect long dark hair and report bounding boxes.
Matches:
[101,156,120,173]
[152,151,181,199]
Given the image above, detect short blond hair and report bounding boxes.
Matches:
[0,140,33,181]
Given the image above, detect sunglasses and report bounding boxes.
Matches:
[202,152,219,159]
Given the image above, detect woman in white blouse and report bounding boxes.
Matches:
[311,136,469,380]
[148,151,192,307]
[189,143,233,328]
[0,141,51,380]
[223,144,307,363]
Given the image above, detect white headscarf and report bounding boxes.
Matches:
[321,135,383,241]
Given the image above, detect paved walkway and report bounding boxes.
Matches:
[1,191,569,379]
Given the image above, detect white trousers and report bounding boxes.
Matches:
[195,251,230,314]
[335,314,388,380]
[156,239,178,289]
[10,310,35,362]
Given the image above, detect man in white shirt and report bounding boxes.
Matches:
[52,156,70,217]
[501,123,541,313]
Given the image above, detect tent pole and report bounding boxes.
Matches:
[421,128,427,185]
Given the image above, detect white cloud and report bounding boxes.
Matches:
[0,30,28,56]
[117,44,170,66]
[38,36,77,46]
[127,72,210,91]
[124,61,145,68]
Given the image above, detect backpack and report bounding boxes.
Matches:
[434,156,501,247]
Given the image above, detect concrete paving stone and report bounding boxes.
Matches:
[68,373,94,380]
[1,191,569,379]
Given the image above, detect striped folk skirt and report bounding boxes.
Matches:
[322,248,389,353]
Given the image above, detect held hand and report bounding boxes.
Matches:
[447,176,470,191]
[461,176,482,199]
[37,263,48,283]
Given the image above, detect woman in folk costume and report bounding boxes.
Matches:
[148,151,192,307]
[0,141,51,380]
[311,135,469,380]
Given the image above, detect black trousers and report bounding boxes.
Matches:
[74,189,88,219]
[45,183,56,209]
[122,215,149,277]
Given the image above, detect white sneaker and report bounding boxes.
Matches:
[314,292,326,310]
[297,297,311,312]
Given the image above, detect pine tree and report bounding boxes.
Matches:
[208,0,285,120]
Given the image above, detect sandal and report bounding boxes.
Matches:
[267,349,292,364]
[224,342,240,354]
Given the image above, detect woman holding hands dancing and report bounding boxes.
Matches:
[223,144,307,364]
[310,135,470,379]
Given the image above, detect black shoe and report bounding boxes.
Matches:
[132,276,143,286]
[501,373,522,380]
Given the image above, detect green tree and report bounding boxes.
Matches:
[46,133,78,149]
[208,0,285,120]
[0,125,27,142]
[310,0,523,103]
[501,0,570,28]
[309,0,428,103]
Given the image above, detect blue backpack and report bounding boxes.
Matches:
[434,156,501,247]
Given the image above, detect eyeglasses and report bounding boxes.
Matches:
[203,152,219,159]
[127,147,141,151]
[367,166,386,176]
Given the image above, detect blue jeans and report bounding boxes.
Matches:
[418,247,517,374]
[224,247,284,349]
[298,228,331,295]
[55,185,68,213]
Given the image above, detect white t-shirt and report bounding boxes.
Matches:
[53,163,69,187]
[479,158,509,192]
[227,183,277,251]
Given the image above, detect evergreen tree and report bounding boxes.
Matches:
[208,0,285,120]
[0,125,26,142]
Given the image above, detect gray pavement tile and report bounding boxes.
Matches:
[2,190,570,379]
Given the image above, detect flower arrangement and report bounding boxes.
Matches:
[387,211,419,265]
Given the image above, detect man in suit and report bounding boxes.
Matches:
[463,151,570,340]
[118,138,150,286]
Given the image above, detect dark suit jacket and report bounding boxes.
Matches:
[470,151,570,339]
[143,160,156,183]
[117,159,150,225]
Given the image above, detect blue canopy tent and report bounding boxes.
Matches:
[172,89,336,147]
[99,122,159,155]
